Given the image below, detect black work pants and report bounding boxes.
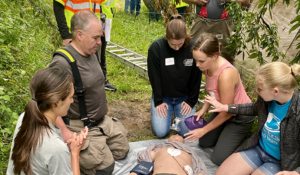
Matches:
[199,112,254,165]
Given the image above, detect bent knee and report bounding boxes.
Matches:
[199,138,215,148]
[153,129,169,138]
[211,154,226,166]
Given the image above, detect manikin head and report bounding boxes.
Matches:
[168,134,185,143]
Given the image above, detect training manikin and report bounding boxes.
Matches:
[129,134,209,175]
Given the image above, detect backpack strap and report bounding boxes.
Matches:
[53,48,88,121]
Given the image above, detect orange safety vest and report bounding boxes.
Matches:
[55,0,105,30]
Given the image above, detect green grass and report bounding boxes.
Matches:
[105,6,166,102]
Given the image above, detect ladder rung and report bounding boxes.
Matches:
[118,53,134,57]
[106,46,117,48]
[109,49,126,52]
[128,57,144,61]
[136,62,147,66]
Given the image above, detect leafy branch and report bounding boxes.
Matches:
[226,0,300,65]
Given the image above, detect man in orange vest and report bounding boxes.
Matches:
[53,0,117,91]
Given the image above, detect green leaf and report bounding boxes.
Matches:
[248,53,258,58]
[258,0,267,8]
[289,22,300,33]
[0,95,10,101]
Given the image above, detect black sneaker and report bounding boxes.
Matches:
[105,80,117,91]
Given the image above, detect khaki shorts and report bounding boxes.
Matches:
[68,115,129,175]
[191,15,234,64]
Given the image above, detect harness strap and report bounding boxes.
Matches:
[54,48,88,121]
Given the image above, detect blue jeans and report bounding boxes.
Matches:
[151,95,196,138]
[124,0,131,12]
[130,0,141,15]
[240,144,281,175]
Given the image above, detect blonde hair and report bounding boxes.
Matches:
[256,62,300,93]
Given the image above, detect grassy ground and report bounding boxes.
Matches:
[0,0,258,173]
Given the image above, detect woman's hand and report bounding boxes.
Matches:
[67,127,89,154]
[156,103,169,118]
[180,101,192,116]
[204,95,228,113]
[195,109,206,121]
[275,171,300,175]
[184,128,207,142]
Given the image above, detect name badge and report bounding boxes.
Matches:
[183,59,193,66]
[216,34,223,40]
[165,58,175,66]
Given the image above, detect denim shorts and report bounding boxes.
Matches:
[240,144,281,175]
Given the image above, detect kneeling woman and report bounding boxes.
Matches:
[206,62,300,175]
[147,15,202,138]
[185,33,254,166]
[8,68,87,175]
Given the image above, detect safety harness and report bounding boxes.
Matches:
[53,48,99,129]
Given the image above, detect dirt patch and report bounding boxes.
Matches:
[107,99,157,142]
[107,99,205,142]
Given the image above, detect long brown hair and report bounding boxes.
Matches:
[192,33,221,57]
[11,67,72,175]
[165,14,191,48]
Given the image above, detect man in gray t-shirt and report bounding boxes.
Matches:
[50,10,129,175]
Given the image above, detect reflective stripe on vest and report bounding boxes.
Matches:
[55,0,105,32]
[170,0,188,8]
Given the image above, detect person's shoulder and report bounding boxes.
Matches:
[38,129,69,156]
[49,47,73,69]
[150,37,165,48]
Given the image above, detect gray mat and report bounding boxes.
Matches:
[113,139,218,175]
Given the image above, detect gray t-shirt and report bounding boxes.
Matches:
[50,44,108,120]
[7,113,73,175]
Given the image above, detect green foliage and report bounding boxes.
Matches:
[226,0,286,65]
[289,0,300,64]
[0,0,60,173]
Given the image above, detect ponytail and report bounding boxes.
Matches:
[11,67,72,175]
[12,100,50,175]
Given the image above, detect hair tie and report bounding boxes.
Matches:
[291,68,295,76]
[32,98,38,102]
